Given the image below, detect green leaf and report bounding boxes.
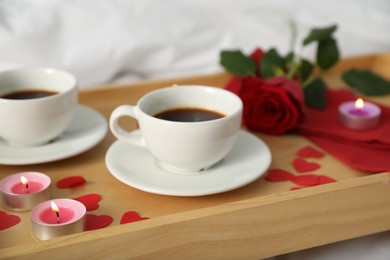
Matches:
[342,69,390,96]
[299,59,313,82]
[304,78,327,109]
[260,48,285,78]
[316,38,339,70]
[303,25,337,46]
[220,50,256,76]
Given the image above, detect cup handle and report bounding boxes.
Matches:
[109,105,147,147]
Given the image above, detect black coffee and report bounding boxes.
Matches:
[1,89,57,100]
[154,108,225,122]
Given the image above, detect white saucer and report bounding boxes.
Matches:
[105,130,272,196]
[0,105,108,165]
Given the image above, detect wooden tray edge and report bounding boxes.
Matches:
[2,172,389,259]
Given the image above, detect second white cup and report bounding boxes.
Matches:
[0,68,78,147]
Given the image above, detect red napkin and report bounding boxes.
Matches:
[296,89,390,172]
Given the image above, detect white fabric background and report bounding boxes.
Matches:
[0,0,389,259]
[0,0,389,88]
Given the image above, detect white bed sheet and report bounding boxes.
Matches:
[0,0,389,88]
[0,0,389,259]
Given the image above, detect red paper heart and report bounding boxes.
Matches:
[85,214,113,231]
[290,186,303,191]
[318,175,337,184]
[73,193,101,211]
[297,146,325,158]
[265,169,295,182]
[292,174,320,186]
[293,158,321,173]
[120,211,149,224]
[57,176,86,189]
[292,174,337,186]
[0,211,21,230]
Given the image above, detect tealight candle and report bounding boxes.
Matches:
[338,98,381,130]
[0,172,51,211]
[31,199,86,240]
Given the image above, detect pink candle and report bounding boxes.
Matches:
[0,172,51,211]
[11,180,43,194]
[338,98,381,130]
[31,199,86,240]
[39,201,75,224]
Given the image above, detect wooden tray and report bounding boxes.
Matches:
[1,54,390,259]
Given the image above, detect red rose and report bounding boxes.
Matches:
[226,76,305,135]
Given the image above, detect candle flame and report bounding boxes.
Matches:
[20,176,28,186]
[171,83,178,87]
[51,201,60,223]
[51,201,59,213]
[355,98,364,109]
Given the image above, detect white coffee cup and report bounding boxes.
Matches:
[0,68,78,147]
[110,85,243,174]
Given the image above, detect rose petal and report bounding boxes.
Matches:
[57,176,86,189]
[85,214,113,231]
[73,193,101,211]
[0,211,21,230]
[292,174,321,186]
[250,48,264,64]
[292,158,321,173]
[250,48,265,76]
[297,146,325,158]
[120,211,149,224]
[281,79,305,106]
[264,77,287,86]
[265,169,296,182]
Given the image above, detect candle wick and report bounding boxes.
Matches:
[25,183,29,193]
[56,211,60,223]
